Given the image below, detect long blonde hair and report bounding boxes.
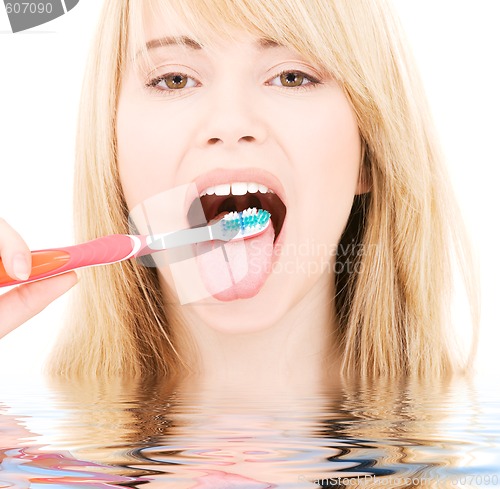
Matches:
[46,0,479,378]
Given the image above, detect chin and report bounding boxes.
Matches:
[190,279,292,335]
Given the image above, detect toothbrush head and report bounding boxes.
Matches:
[213,208,271,241]
[145,207,272,251]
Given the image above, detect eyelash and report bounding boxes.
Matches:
[145,69,322,95]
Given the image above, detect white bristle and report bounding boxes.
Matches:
[220,207,270,224]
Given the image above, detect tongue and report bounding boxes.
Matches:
[195,212,275,301]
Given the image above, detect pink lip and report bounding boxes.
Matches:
[193,167,287,206]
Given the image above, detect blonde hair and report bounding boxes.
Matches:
[46,0,479,378]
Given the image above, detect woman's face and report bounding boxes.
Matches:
[117,11,363,333]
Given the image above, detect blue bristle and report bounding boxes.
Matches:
[221,208,270,234]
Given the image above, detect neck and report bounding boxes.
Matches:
[163,272,340,395]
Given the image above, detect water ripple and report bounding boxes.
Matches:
[1,375,499,488]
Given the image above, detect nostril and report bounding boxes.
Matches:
[206,136,255,145]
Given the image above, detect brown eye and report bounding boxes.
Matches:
[146,72,198,92]
[163,74,188,89]
[279,71,305,87]
[268,70,320,90]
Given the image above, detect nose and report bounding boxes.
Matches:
[194,83,269,149]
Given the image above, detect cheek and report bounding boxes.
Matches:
[287,96,361,246]
[116,96,190,210]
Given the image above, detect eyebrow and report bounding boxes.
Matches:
[143,35,282,53]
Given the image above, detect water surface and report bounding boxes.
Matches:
[1,373,499,488]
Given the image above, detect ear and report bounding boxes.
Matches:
[355,143,372,195]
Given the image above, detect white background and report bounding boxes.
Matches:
[0,1,498,379]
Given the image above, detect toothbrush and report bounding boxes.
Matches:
[0,208,271,288]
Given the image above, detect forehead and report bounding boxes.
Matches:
[140,1,266,48]
[133,4,305,68]
[128,0,334,76]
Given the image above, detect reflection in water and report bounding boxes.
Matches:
[0,374,499,488]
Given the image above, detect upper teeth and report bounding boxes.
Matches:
[199,182,275,197]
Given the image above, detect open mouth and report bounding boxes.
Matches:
[189,182,287,243]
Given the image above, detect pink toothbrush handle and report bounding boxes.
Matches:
[0,234,145,288]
